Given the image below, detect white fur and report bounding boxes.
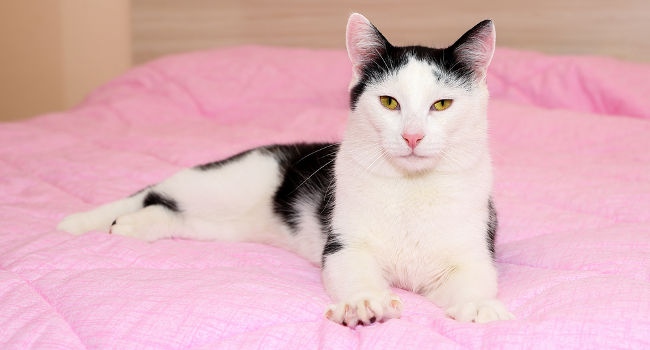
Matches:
[59,150,306,251]
[321,56,512,324]
[58,14,513,326]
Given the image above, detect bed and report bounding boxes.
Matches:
[1,46,649,349]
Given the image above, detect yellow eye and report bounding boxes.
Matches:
[380,96,400,110]
[432,99,453,111]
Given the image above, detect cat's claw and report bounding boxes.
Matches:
[446,299,514,323]
[325,293,402,327]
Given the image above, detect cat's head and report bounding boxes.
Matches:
[344,13,495,175]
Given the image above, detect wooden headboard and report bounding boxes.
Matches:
[132,0,650,64]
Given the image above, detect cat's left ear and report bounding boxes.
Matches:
[452,20,496,80]
[346,13,390,75]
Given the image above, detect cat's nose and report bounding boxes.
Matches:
[402,133,424,149]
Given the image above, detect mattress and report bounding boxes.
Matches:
[1,46,649,349]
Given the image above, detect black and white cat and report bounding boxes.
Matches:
[58,13,514,326]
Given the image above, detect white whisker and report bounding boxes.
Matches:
[295,143,339,164]
[290,158,337,194]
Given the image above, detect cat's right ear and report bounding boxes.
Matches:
[346,13,389,75]
[451,20,496,80]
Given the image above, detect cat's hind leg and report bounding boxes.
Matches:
[110,204,182,241]
[57,191,147,235]
[59,148,292,250]
[59,187,189,241]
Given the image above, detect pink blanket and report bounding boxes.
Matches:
[1,46,649,349]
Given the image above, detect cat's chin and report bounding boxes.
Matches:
[390,154,440,174]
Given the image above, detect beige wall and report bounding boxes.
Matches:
[0,2,63,122]
[2,1,648,122]
[0,0,131,122]
[133,0,650,64]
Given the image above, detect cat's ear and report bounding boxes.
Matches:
[346,13,390,74]
[452,20,496,79]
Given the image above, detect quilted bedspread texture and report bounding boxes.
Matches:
[1,46,649,349]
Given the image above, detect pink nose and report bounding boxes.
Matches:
[402,133,424,149]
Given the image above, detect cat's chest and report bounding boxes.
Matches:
[350,177,471,292]
[362,176,459,230]
[369,220,457,293]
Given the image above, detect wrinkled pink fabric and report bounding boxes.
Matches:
[1,46,649,349]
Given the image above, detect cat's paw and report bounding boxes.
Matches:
[57,212,104,235]
[110,212,154,241]
[325,292,402,327]
[109,207,171,242]
[446,299,514,323]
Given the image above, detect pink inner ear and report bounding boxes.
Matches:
[474,27,495,68]
[346,13,379,68]
[456,21,496,74]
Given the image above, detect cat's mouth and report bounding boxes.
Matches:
[400,154,426,160]
[387,151,439,173]
[398,152,428,160]
[380,145,440,173]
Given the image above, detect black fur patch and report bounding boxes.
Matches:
[322,233,343,265]
[350,20,492,109]
[263,143,339,234]
[487,197,498,259]
[195,149,253,171]
[193,143,342,261]
[318,179,341,264]
[143,191,180,212]
[257,143,343,265]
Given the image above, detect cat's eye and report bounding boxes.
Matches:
[380,96,400,110]
[431,99,453,111]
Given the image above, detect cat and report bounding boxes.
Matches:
[58,13,514,326]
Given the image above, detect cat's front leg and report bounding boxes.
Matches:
[321,248,402,327]
[426,259,514,323]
